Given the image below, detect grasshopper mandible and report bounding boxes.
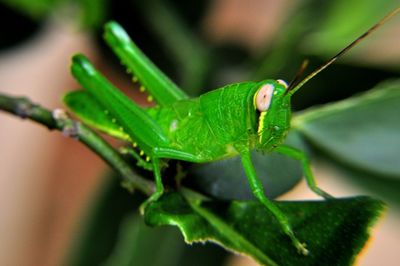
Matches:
[64,7,400,255]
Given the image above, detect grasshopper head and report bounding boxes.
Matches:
[253,79,291,152]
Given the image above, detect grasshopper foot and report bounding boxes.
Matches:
[312,186,334,200]
[139,191,163,215]
[285,228,309,256]
[295,242,309,256]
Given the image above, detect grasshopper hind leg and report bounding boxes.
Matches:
[140,147,204,213]
[241,151,309,255]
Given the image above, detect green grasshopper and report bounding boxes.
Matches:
[64,8,399,255]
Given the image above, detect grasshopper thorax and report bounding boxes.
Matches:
[253,79,291,153]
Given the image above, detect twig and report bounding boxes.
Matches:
[0,93,155,196]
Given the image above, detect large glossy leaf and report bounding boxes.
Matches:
[145,192,384,266]
[293,80,400,178]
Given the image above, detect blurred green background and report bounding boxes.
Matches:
[0,0,399,265]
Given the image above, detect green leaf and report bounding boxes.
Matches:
[293,80,400,178]
[144,192,384,266]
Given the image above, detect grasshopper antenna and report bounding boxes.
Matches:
[287,7,400,96]
[285,59,309,94]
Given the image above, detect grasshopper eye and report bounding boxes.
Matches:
[255,84,274,112]
[276,79,288,88]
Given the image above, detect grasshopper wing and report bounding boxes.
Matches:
[64,90,130,140]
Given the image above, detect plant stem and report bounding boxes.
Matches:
[0,93,155,196]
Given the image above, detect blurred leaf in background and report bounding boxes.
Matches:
[293,80,400,208]
[0,0,107,27]
[0,0,399,265]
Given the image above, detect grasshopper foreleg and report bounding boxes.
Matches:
[275,145,333,199]
[241,151,309,255]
